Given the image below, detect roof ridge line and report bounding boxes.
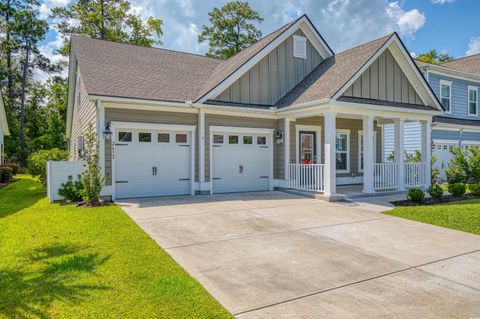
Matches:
[442,52,480,64]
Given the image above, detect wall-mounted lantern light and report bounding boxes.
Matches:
[103,122,112,140]
[275,129,284,144]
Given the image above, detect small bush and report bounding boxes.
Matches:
[407,188,425,203]
[427,184,444,199]
[27,148,69,185]
[448,183,466,197]
[58,175,84,202]
[2,163,20,175]
[0,166,13,183]
[467,184,480,196]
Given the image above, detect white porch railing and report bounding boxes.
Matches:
[287,164,324,192]
[405,162,426,187]
[374,163,398,190]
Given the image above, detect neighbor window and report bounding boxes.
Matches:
[257,136,267,145]
[228,135,238,144]
[139,132,151,142]
[118,131,132,142]
[440,80,451,112]
[213,134,224,144]
[175,134,187,143]
[243,136,253,144]
[158,133,169,143]
[336,131,349,172]
[468,86,478,116]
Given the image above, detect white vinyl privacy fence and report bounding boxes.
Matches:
[47,161,85,202]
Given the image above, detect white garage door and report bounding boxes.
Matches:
[211,130,272,193]
[114,128,192,199]
[432,141,457,180]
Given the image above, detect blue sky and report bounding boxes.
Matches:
[38,0,479,79]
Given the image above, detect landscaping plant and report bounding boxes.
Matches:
[58,175,84,202]
[468,184,480,196]
[0,166,13,183]
[407,188,425,203]
[27,148,69,185]
[448,183,466,197]
[466,147,480,184]
[445,147,468,184]
[427,183,444,199]
[80,123,105,206]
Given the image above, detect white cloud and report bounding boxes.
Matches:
[431,0,454,4]
[39,0,69,20]
[466,36,480,56]
[386,2,425,38]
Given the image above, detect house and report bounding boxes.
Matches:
[0,90,10,164]
[65,14,444,201]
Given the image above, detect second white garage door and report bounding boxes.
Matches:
[211,128,272,193]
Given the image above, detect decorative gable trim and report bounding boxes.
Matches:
[197,15,334,104]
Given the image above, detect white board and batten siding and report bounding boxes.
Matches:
[47,161,86,202]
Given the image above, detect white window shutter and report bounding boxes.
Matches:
[293,35,307,59]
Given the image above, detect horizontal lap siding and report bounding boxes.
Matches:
[383,122,422,161]
[215,30,323,105]
[204,114,278,182]
[104,108,198,186]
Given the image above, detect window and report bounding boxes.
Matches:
[243,136,253,144]
[293,35,307,59]
[118,131,132,142]
[158,133,169,143]
[440,80,451,113]
[257,136,267,145]
[336,131,349,172]
[139,132,151,142]
[228,135,239,144]
[358,131,377,172]
[468,86,478,116]
[213,134,224,144]
[175,134,187,143]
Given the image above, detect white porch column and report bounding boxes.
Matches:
[198,109,206,193]
[284,118,291,183]
[362,115,375,193]
[96,100,105,178]
[421,120,432,188]
[324,111,336,196]
[394,118,405,191]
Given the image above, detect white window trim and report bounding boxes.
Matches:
[468,85,478,117]
[439,80,452,114]
[336,129,350,174]
[358,130,377,173]
[295,125,322,164]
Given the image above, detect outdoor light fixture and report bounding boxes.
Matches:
[103,122,112,140]
[275,129,284,144]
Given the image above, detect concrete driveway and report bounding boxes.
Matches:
[119,192,480,319]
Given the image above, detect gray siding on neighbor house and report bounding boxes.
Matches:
[214,30,323,105]
[342,49,423,105]
[204,114,279,181]
[70,71,97,160]
[104,108,198,186]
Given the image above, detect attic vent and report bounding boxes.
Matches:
[293,35,307,59]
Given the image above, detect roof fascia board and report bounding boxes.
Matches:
[331,100,442,117]
[423,66,480,83]
[433,122,480,132]
[300,18,333,58]
[65,48,77,138]
[197,16,332,104]
[0,91,9,135]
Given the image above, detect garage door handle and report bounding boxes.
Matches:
[116,181,128,183]
[239,165,243,174]
[213,177,221,180]
[259,176,268,179]
[178,178,190,181]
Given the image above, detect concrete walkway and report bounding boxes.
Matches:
[118,192,480,319]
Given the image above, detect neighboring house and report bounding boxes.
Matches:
[0,90,10,164]
[64,14,443,201]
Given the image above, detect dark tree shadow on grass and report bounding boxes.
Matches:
[0,178,45,219]
[0,243,111,319]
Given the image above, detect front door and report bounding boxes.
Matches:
[299,131,317,164]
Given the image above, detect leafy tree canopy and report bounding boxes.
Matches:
[417,49,454,64]
[198,0,263,59]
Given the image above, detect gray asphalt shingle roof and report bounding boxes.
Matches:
[441,53,480,76]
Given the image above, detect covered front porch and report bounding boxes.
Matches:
[280,108,432,200]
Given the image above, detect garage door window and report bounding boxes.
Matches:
[229,135,239,144]
[176,133,187,143]
[213,134,224,144]
[243,136,253,144]
[139,133,151,142]
[257,136,266,145]
[158,133,169,143]
[118,132,132,142]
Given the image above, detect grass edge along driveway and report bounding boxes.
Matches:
[0,176,232,319]
[385,200,480,236]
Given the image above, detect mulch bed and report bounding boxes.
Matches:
[392,194,480,206]
[0,178,20,189]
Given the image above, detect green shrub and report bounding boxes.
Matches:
[407,188,425,203]
[468,184,480,196]
[58,175,84,202]
[27,148,69,185]
[427,184,444,199]
[467,148,480,184]
[448,183,466,197]
[2,163,20,175]
[0,166,13,183]
[445,147,468,184]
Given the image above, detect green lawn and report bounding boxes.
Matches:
[385,200,480,236]
[0,176,232,319]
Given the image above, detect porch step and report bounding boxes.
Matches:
[278,188,346,202]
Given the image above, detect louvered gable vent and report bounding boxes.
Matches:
[293,35,307,59]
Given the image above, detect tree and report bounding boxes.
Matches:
[199,0,263,59]
[52,0,163,53]
[80,123,105,206]
[417,49,454,64]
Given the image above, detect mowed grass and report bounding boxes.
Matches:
[0,176,232,319]
[385,200,480,236]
